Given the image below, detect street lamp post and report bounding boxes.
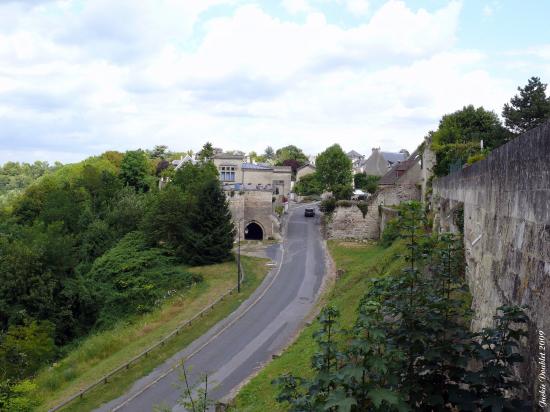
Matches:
[237,220,248,293]
[237,223,241,293]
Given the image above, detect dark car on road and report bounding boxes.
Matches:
[304,207,315,217]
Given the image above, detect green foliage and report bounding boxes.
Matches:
[0,379,39,412]
[431,105,510,149]
[148,145,169,159]
[88,232,202,328]
[315,144,353,199]
[294,173,323,196]
[353,173,380,194]
[0,221,99,346]
[275,145,308,166]
[143,185,189,249]
[335,200,353,207]
[380,218,400,247]
[502,76,550,134]
[319,198,336,215]
[356,202,368,218]
[0,161,61,207]
[172,161,219,195]
[120,150,151,191]
[264,146,275,161]
[432,142,480,177]
[274,205,284,217]
[197,142,215,161]
[467,152,486,164]
[0,321,56,380]
[179,179,235,265]
[276,201,530,411]
[430,105,512,177]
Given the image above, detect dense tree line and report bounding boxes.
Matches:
[0,148,234,399]
[431,76,550,177]
[0,161,62,206]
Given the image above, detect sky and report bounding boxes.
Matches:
[0,0,549,164]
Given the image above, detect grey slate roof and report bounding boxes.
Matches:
[381,151,407,165]
[241,163,272,170]
[347,150,362,158]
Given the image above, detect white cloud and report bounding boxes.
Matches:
[283,0,312,15]
[0,0,533,164]
[346,0,369,16]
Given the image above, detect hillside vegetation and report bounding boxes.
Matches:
[0,148,235,410]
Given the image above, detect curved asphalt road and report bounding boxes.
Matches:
[96,203,325,412]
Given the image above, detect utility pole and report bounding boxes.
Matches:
[237,222,241,293]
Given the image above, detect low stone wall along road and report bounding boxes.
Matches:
[96,202,326,412]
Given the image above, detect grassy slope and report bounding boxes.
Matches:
[233,240,406,412]
[34,256,269,412]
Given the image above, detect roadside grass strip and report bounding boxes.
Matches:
[32,256,269,412]
[232,240,406,411]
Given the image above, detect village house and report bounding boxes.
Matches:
[349,147,409,176]
[296,163,316,181]
[212,153,292,241]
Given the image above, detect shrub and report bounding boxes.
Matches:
[274,205,284,217]
[380,218,400,247]
[467,152,486,164]
[319,198,336,215]
[356,201,369,218]
[335,200,353,207]
[88,232,202,328]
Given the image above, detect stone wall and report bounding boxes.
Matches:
[432,122,550,401]
[227,190,279,240]
[327,184,420,240]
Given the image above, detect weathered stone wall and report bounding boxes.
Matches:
[421,137,436,203]
[327,184,420,240]
[227,190,279,240]
[432,122,550,400]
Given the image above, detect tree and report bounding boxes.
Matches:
[294,173,322,196]
[120,150,151,191]
[0,321,56,379]
[179,179,235,265]
[197,142,215,161]
[282,159,301,175]
[263,146,275,161]
[173,161,218,195]
[148,145,169,159]
[354,173,380,194]
[502,76,550,134]
[275,145,308,166]
[430,105,512,177]
[143,185,189,249]
[432,105,510,149]
[315,144,353,199]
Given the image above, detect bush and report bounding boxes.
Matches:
[380,218,400,247]
[467,152,486,164]
[294,173,322,196]
[88,232,202,328]
[319,198,336,214]
[274,205,284,217]
[335,200,353,207]
[332,183,353,200]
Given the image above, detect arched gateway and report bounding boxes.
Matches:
[244,221,264,240]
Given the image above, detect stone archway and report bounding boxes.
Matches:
[244,221,264,240]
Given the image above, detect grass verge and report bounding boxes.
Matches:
[33,256,269,412]
[232,240,406,411]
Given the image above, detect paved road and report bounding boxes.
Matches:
[97,203,325,412]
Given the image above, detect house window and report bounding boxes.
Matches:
[220,166,236,182]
